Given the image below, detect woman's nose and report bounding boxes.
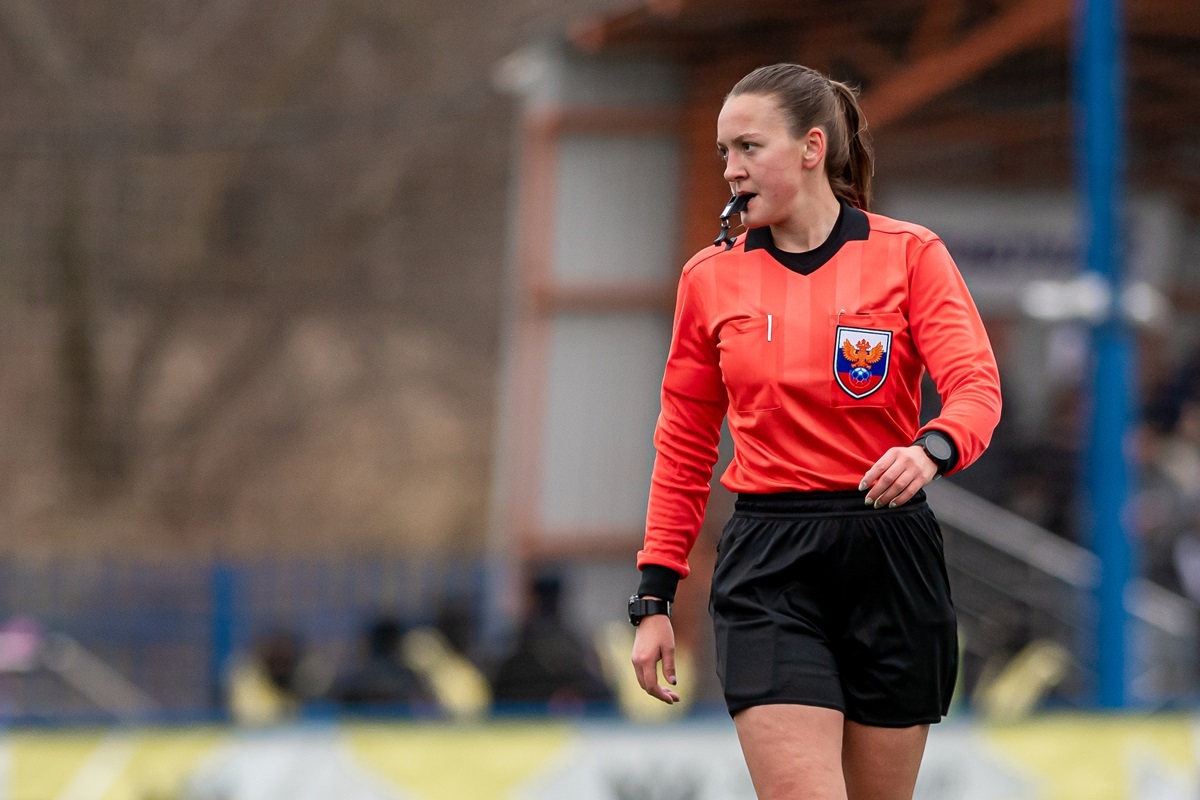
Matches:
[723,154,746,183]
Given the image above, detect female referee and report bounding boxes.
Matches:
[628,64,1002,799]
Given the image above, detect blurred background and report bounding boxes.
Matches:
[2,0,1200,797]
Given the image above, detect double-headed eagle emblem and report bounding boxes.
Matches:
[841,338,884,370]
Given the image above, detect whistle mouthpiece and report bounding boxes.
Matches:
[714,194,754,249]
[720,193,753,222]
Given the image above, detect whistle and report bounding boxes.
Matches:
[713,194,753,250]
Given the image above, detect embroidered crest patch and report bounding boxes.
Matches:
[834,326,892,399]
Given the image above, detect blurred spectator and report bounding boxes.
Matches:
[400,625,492,720]
[0,616,41,673]
[226,628,330,725]
[962,601,1035,704]
[1132,386,1200,602]
[1156,395,1200,507]
[490,571,613,712]
[0,616,42,720]
[330,617,432,709]
[1132,397,1194,594]
[1003,387,1080,540]
[434,594,485,668]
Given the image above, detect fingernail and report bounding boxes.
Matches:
[858,480,867,491]
[668,676,676,685]
[888,501,897,508]
[864,497,873,506]
[873,501,883,509]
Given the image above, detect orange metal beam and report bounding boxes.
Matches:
[508,111,559,563]
[860,0,1071,129]
[569,0,685,53]
[885,106,1069,145]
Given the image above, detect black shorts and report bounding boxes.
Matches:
[709,489,957,727]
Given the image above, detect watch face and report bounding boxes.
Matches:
[925,433,953,461]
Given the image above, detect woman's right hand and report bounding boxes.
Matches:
[631,613,680,704]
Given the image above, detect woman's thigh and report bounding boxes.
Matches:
[841,719,929,800]
[733,704,847,800]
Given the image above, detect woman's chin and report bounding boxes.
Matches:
[740,209,768,228]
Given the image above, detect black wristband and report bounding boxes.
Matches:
[636,565,681,603]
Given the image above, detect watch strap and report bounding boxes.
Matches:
[628,595,671,626]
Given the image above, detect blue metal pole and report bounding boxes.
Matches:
[1074,0,1133,707]
[210,561,238,714]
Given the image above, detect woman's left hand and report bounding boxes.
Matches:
[859,446,938,508]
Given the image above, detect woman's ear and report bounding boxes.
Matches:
[801,127,826,169]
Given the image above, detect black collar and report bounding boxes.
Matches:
[744,200,870,275]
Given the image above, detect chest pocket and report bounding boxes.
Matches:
[718,316,781,413]
[829,312,904,408]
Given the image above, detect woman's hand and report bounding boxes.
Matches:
[859,445,939,508]
[630,613,680,704]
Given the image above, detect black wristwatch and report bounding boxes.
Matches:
[628,595,671,626]
[914,430,955,476]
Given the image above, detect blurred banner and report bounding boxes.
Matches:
[879,190,1181,315]
[2,714,1199,800]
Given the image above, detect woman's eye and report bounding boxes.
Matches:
[742,142,756,152]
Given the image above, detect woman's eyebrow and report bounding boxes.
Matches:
[716,132,759,148]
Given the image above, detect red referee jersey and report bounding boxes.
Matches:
[638,205,1002,580]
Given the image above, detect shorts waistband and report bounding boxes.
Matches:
[734,489,927,515]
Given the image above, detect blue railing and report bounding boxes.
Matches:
[0,557,490,723]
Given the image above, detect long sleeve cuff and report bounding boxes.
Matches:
[636,565,682,602]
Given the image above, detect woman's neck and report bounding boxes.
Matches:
[769,189,842,253]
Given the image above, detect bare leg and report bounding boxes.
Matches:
[841,720,929,800]
[733,704,847,800]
